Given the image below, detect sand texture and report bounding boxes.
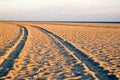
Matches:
[0,22,120,80]
[0,22,20,54]
[30,22,120,79]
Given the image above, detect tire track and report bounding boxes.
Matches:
[0,25,22,56]
[32,26,118,80]
[0,25,28,77]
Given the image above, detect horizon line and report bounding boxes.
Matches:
[0,20,120,23]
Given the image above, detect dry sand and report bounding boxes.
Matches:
[0,22,120,80]
[0,22,20,54]
[5,25,95,80]
[29,22,120,79]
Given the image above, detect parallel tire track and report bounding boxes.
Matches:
[0,26,22,56]
[32,26,118,80]
[0,25,28,77]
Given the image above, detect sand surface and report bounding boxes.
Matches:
[30,22,120,78]
[0,22,120,80]
[0,22,20,54]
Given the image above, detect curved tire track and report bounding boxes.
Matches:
[32,26,118,80]
[0,25,28,77]
[0,25,22,56]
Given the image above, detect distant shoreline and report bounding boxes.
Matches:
[0,21,120,24]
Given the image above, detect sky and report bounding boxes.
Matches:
[0,0,120,21]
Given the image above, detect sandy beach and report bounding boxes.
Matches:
[0,22,120,80]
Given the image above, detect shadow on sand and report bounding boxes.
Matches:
[0,26,28,78]
[33,26,118,80]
